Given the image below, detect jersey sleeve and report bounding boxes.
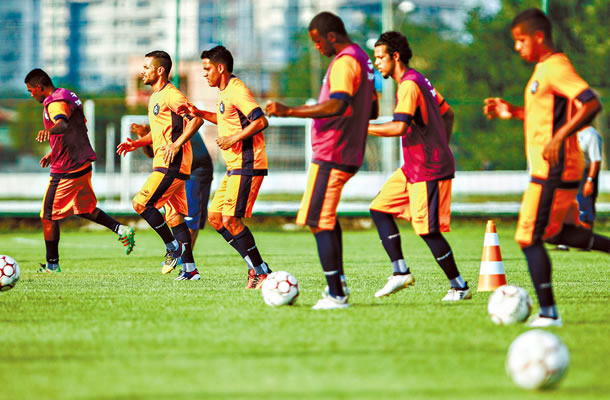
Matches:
[585,129,603,162]
[233,83,264,121]
[328,55,361,103]
[393,80,419,123]
[47,101,71,123]
[435,88,450,115]
[552,60,595,103]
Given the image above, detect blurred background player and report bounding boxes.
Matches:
[483,9,610,327]
[117,51,203,280]
[266,12,377,309]
[556,125,602,251]
[178,45,271,289]
[25,68,135,273]
[367,32,471,301]
[130,122,214,274]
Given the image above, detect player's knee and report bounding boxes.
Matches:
[222,215,243,233]
[208,212,223,230]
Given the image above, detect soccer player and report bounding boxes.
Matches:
[576,126,602,230]
[177,45,271,289]
[266,12,377,309]
[367,32,471,301]
[117,50,203,280]
[24,68,135,273]
[483,9,610,327]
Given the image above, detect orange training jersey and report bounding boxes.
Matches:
[524,53,595,182]
[216,76,267,175]
[148,83,193,177]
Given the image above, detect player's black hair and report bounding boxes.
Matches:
[511,8,553,42]
[24,68,54,88]
[375,31,413,65]
[308,11,347,37]
[200,45,234,73]
[145,50,173,78]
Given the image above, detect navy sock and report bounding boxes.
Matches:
[334,220,344,276]
[80,208,120,233]
[591,233,610,253]
[140,207,174,244]
[421,232,460,280]
[234,226,264,268]
[314,230,344,297]
[217,227,249,258]
[522,242,555,309]
[172,222,194,264]
[45,239,59,264]
[371,209,404,262]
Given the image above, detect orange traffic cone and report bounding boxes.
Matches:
[477,220,507,292]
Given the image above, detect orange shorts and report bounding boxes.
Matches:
[41,164,97,220]
[370,168,452,235]
[297,161,356,230]
[209,173,264,218]
[515,178,581,247]
[133,170,188,225]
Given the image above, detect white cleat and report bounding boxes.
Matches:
[375,273,415,298]
[442,285,472,301]
[526,315,563,328]
[312,294,350,310]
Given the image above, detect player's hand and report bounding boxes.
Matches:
[40,152,52,168]
[483,98,513,120]
[216,135,237,150]
[265,101,289,117]
[583,181,594,197]
[161,142,180,164]
[36,129,51,142]
[542,138,562,167]
[176,103,199,117]
[130,123,150,138]
[117,137,138,156]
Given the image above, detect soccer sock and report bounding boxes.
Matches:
[140,207,175,245]
[45,239,59,265]
[522,242,557,315]
[314,230,344,297]
[449,275,467,289]
[79,208,121,234]
[216,227,253,269]
[172,222,194,264]
[334,220,345,276]
[371,209,405,263]
[421,232,461,284]
[391,260,409,275]
[184,263,197,273]
[591,233,610,253]
[233,226,264,270]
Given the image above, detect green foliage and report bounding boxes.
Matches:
[1,225,609,399]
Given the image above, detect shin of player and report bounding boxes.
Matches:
[368,32,470,301]
[25,68,135,273]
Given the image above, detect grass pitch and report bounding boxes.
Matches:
[1,219,609,400]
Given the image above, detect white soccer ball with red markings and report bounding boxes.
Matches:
[506,330,569,390]
[261,271,299,306]
[488,285,533,325]
[0,255,20,292]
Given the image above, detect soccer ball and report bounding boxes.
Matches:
[488,285,533,325]
[0,255,20,292]
[261,271,299,306]
[506,330,570,390]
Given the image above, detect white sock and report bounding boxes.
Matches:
[392,259,408,274]
[184,263,197,273]
[166,240,179,252]
[244,255,254,269]
[116,225,126,237]
[450,275,466,289]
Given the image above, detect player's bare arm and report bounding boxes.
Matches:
[483,97,524,120]
[216,115,268,151]
[117,132,153,156]
[543,97,602,167]
[162,116,204,164]
[441,108,455,142]
[368,120,409,137]
[130,123,154,158]
[176,104,218,125]
[583,160,600,197]
[265,98,347,119]
[36,119,68,142]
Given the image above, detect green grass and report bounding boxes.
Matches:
[1,220,609,400]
